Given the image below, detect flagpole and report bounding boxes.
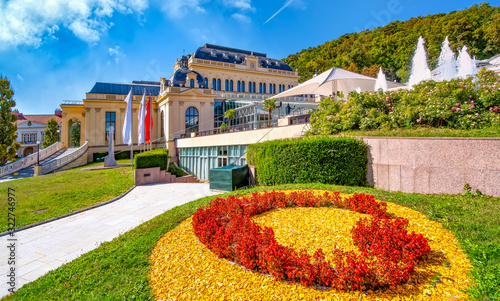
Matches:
[149,92,152,151]
[130,85,133,166]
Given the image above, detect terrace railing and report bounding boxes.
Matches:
[180,114,311,139]
[0,141,62,177]
[40,141,89,175]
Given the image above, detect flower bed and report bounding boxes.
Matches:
[149,190,472,300]
[192,190,430,290]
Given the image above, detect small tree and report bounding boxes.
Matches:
[262,98,277,126]
[0,77,20,165]
[70,123,81,147]
[42,117,60,148]
[224,109,235,127]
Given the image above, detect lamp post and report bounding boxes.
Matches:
[36,140,40,165]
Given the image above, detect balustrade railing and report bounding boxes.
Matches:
[0,141,62,177]
[40,141,88,175]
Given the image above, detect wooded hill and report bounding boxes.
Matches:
[283,3,500,83]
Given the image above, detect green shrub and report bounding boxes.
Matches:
[93,150,141,162]
[247,137,367,186]
[309,69,500,135]
[134,149,169,170]
[168,163,187,177]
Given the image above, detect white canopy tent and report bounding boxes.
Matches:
[271,67,403,99]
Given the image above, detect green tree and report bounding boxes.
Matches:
[284,4,500,84]
[262,98,277,126]
[42,117,60,148]
[0,77,20,165]
[223,109,235,127]
[71,123,81,147]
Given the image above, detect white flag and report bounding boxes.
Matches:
[122,88,133,146]
[138,90,146,145]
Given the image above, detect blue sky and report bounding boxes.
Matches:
[1,0,498,114]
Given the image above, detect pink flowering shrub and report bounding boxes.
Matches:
[309,69,500,134]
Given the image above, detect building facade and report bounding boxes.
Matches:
[14,109,62,157]
[60,44,312,164]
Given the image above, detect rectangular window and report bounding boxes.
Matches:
[22,133,37,144]
[105,112,116,141]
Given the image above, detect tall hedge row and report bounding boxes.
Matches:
[246,137,367,186]
[134,149,169,170]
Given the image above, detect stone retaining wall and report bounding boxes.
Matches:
[135,167,198,186]
[362,137,500,197]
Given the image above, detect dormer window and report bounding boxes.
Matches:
[223,52,229,59]
[211,50,216,57]
[266,59,271,65]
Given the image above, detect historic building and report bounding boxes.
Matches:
[60,44,311,163]
[14,109,62,157]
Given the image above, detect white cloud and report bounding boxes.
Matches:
[158,0,206,19]
[108,46,123,63]
[158,0,254,20]
[221,0,254,11]
[0,0,148,48]
[231,13,251,24]
[17,74,24,81]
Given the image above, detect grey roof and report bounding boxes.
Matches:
[193,44,293,72]
[89,82,160,96]
[169,68,208,88]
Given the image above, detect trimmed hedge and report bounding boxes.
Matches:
[168,163,187,177]
[93,150,141,162]
[134,149,170,170]
[246,137,367,186]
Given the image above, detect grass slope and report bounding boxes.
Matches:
[3,184,499,300]
[0,160,134,233]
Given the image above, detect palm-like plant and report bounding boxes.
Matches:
[262,98,277,126]
[224,109,235,127]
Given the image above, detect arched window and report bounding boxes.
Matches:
[241,81,245,92]
[204,77,208,89]
[252,82,256,93]
[185,107,199,133]
[230,80,233,91]
[190,79,195,88]
[225,79,229,91]
[217,79,221,91]
[263,83,267,94]
[259,83,262,93]
[212,78,216,90]
[249,82,252,93]
[161,110,165,138]
[237,81,241,92]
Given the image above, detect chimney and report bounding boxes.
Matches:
[13,110,23,119]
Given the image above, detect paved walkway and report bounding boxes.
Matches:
[0,183,219,297]
[0,148,79,183]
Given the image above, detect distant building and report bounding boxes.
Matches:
[14,109,62,157]
[60,44,313,163]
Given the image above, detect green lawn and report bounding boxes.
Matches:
[336,126,500,138]
[0,160,134,233]
[3,183,499,300]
